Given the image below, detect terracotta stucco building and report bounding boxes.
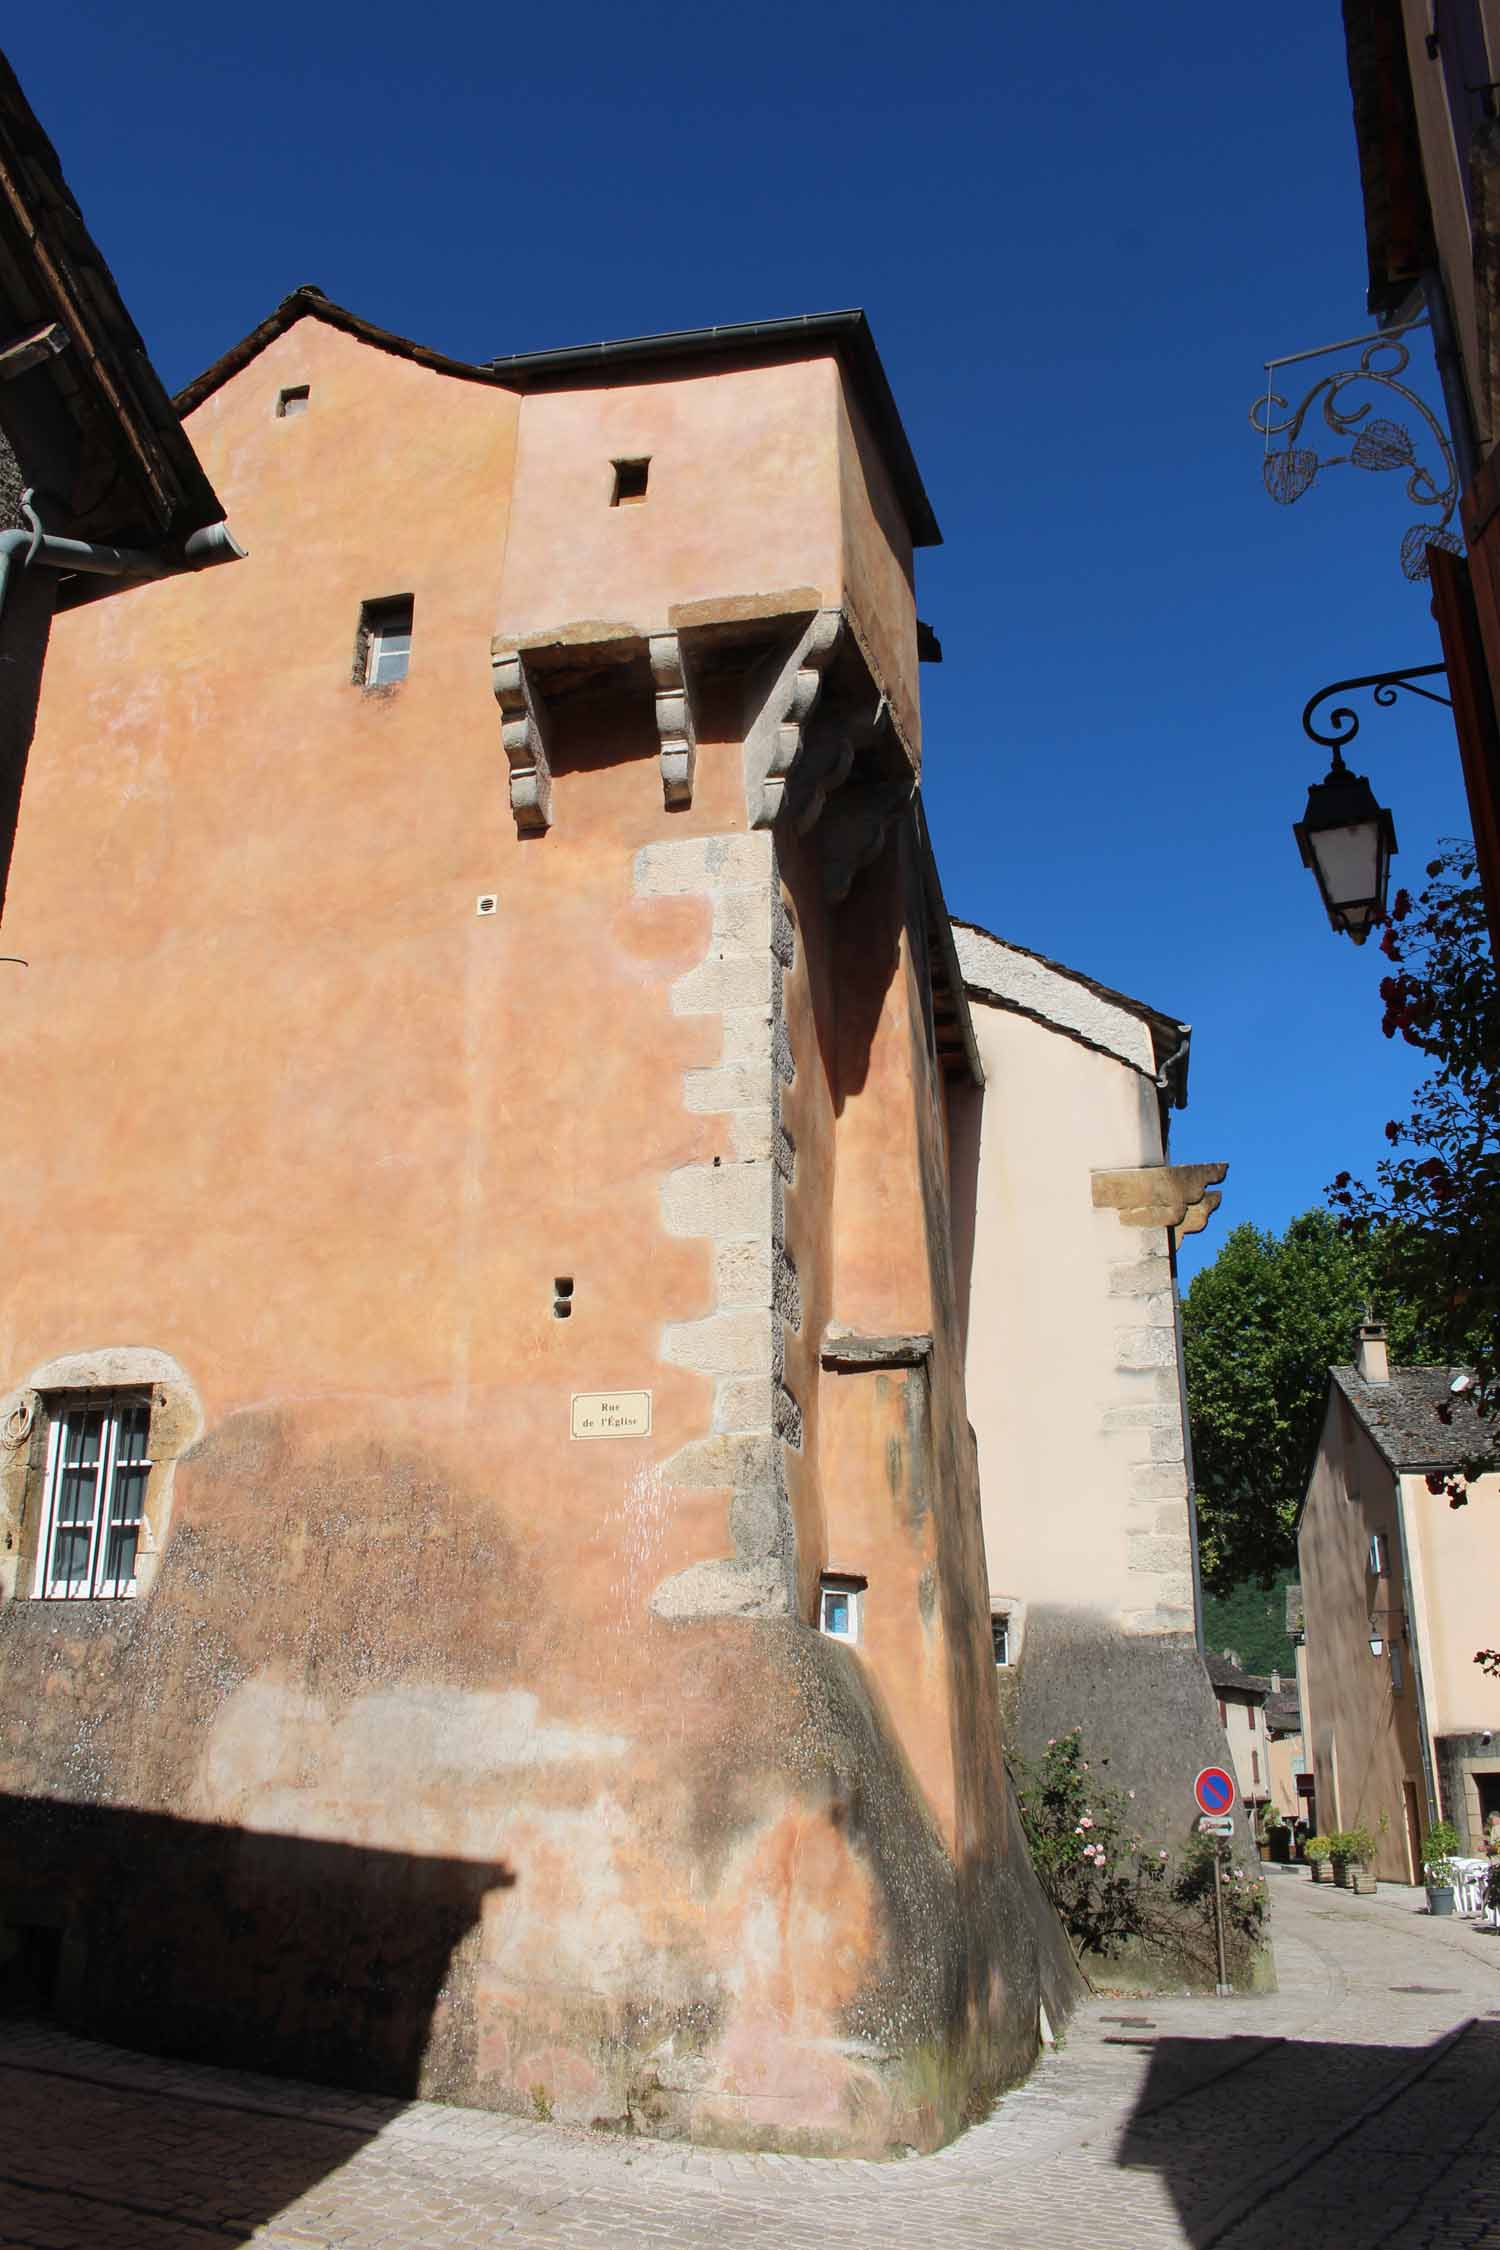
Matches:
[0,287,1094,2153]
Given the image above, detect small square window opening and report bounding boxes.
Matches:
[819,1574,863,1643]
[276,385,310,418]
[611,457,650,506]
[991,1612,1010,1666]
[357,596,414,689]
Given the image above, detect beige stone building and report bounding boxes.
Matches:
[1299,1324,1500,1880]
[949,925,1241,1895]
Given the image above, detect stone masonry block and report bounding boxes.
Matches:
[1149,1425,1188,1463]
[1107,1257,1174,1299]
[1154,1502,1190,1534]
[729,1111,775,1163]
[1122,1601,1195,1636]
[1127,1532,1192,1576]
[672,953,774,1017]
[662,1308,774,1377]
[720,1008,774,1064]
[634,832,772,897]
[1101,1401,1181,1432]
[683,1063,773,1114]
[1130,1461,1190,1501]
[713,1376,775,1432]
[661,1160,773,1242]
[712,886,773,955]
[715,1238,772,1306]
[663,1432,776,1490]
[1114,1326,1178,1371]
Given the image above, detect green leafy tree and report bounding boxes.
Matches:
[1183,1211,1450,1594]
[1329,843,1500,1498]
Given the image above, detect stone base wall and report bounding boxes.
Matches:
[1009,1606,1270,1993]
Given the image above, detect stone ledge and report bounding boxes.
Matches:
[819,1325,933,1372]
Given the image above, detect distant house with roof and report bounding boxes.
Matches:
[1298,1322,1500,1880]
[1204,1653,1271,1814]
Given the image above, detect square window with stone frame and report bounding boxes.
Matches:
[32,1393,152,1600]
[991,1611,1011,1666]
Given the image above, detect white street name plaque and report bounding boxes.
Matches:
[570,1390,652,1440]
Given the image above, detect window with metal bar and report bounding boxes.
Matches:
[35,1395,151,1600]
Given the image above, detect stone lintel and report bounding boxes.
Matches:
[1092,1162,1228,1246]
[820,1325,933,1372]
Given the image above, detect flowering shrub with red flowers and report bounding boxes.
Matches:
[1327,843,1499,1514]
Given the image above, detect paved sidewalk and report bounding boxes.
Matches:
[1,1873,1498,2247]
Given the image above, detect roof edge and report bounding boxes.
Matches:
[173,287,517,415]
[952,914,1190,1093]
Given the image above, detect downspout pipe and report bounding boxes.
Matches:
[0,504,244,635]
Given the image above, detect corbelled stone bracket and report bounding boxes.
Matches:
[491,649,554,836]
[818,776,914,903]
[649,632,698,809]
[1092,1162,1228,1246]
[743,609,843,830]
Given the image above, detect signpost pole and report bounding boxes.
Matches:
[1212,1840,1230,1996]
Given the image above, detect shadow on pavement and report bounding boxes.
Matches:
[0,1792,514,2244]
[1115,2019,1500,2245]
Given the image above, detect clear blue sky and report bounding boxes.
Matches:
[7,3,1473,1282]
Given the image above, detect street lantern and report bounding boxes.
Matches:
[1294,751,1398,945]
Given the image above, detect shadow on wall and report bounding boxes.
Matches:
[1114,2020,1500,2243]
[0,1794,512,2099]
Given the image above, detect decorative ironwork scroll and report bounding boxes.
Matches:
[1250,336,1460,582]
[1301,662,1451,759]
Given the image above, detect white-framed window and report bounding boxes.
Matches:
[1368,1531,1387,1577]
[991,1611,1011,1666]
[819,1575,863,1643]
[359,595,413,688]
[33,1394,152,1600]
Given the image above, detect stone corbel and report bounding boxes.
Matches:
[649,632,698,808]
[743,609,843,829]
[491,650,554,836]
[818,777,913,903]
[1092,1162,1228,1246]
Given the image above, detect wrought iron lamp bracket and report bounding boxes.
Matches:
[1302,663,1451,765]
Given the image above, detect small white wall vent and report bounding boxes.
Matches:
[476,894,498,916]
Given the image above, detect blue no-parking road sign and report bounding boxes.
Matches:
[1195,1766,1236,1816]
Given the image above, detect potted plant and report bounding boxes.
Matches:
[1264,1810,1292,1863]
[1305,1833,1333,1884]
[1422,1820,1462,1916]
[1344,1825,1380,1894]
[1329,1831,1354,1888]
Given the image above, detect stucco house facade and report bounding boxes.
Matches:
[1298,1323,1500,1881]
[0,287,1091,2154]
[949,926,1244,1906]
[1205,1656,1272,1817]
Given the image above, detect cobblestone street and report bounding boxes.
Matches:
[2,1875,1498,2248]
